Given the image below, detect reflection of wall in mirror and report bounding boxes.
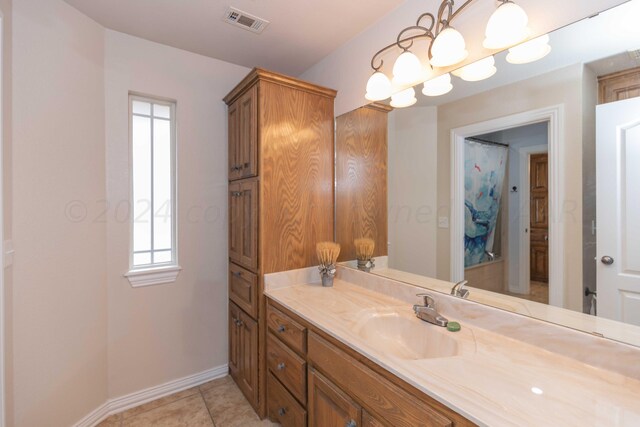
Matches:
[388,106,438,278]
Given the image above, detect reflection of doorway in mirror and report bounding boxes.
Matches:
[463,123,549,305]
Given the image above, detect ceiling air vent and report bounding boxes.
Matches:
[223,7,270,34]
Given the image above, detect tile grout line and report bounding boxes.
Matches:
[199,386,218,427]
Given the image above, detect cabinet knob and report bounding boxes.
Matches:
[277,325,286,333]
[278,407,287,417]
[233,271,242,277]
[276,362,286,371]
[345,420,357,427]
[234,319,243,327]
[231,191,242,197]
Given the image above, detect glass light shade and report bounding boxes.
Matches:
[430,27,468,68]
[506,34,552,64]
[392,51,423,86]
[483,1,530,49]
[451,56,497,82]
[365,71,393,101]
[422,73,453,97]
[390,87,417,108]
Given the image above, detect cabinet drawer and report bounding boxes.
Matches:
[267,372,307,427]
[267,304,307,355]
[267,332,306,404]
[308,332,453,427]
[229,263,258,319]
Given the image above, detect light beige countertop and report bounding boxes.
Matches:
[372,267,640,348]
[264,267,640,427]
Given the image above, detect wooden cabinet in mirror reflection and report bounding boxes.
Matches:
[336,103,393,262]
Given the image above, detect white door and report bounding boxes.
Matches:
[597,97,640,325]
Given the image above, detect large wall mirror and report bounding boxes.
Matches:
[335,0,640,348]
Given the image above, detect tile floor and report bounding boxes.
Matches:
[504,280,549,304]
[98,376,278,427]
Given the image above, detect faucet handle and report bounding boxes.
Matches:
[416,293,435,308]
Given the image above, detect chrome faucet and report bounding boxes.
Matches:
[413,293,448,327]
[451,280,470,299]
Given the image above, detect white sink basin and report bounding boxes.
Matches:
[353,308,475,360]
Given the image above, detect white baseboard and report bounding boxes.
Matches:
[74,364,228,427]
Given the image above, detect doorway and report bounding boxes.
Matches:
[462,124,549,304]
[451,105,565,308]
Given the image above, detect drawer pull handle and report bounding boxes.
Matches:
[277,325,286,333]
[233,271,242,277]
[231,191,242,197]
[345,420,357,427]
[278,407,286,417]
[276,362,286,371]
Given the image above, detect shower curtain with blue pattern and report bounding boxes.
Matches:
[464,139,508,268]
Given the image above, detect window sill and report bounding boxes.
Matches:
[125,265,182,288]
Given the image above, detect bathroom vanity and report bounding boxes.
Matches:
[263,266,640,426]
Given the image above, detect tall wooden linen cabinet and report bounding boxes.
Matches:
[224,68,336,416]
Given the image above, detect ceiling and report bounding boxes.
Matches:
[64,0,404,76]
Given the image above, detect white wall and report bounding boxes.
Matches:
[12,0,108,426]
[300,0,627,116]
[104,30,248,398]
[387,106,438,277]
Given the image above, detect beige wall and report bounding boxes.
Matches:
[12,0,108,425]
[104,30,248,398]
[436,64,586,311]
[1,0,12,425]
[300,0,627,116]
[387,106,438,277]
[9,1,249,424]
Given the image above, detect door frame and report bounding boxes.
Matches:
[450,105,565,308]
[517,145,549,294]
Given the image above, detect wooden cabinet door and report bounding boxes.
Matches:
[530,153,549,283]
[598,67,640,104]
[238,85,258,179]
[228,302,241,380]
[229,179,258,271]
[228,100,241,180]
[308,368,361,427]
[363,411,389,427]
[237,309,259,408]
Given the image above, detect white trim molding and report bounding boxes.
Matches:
[450,105,565,308]
[74,364,228,427]
[125,265,182,287]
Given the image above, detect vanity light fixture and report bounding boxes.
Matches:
[506,34,552,64]
[483,1,530,49]
[422,73,453,97]
[451,56,497,82]
[365,71,393,101]
[430,27,468,67]
[364,0,533,102]
[390,87,418,108]
[392,50,424,86]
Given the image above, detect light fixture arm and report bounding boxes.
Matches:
[369,0,479,71]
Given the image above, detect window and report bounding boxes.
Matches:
[125,94,180,286]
